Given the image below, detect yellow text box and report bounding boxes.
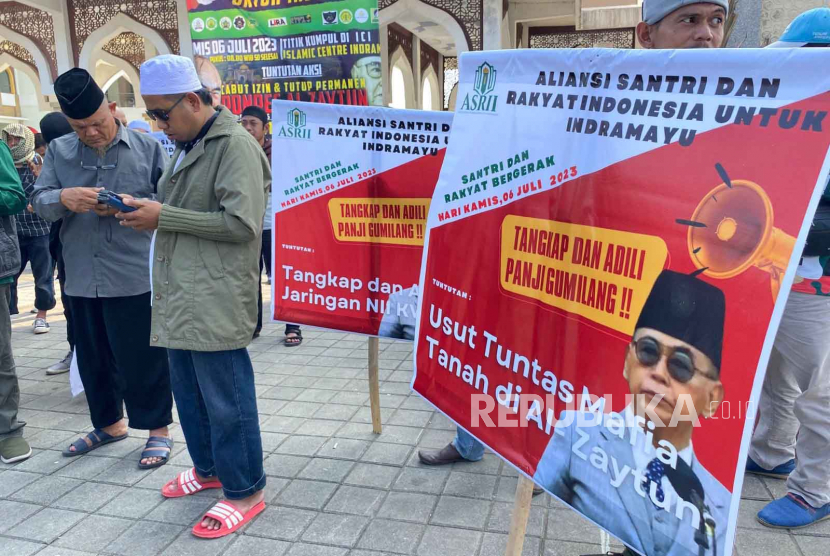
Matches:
[328,198,431,246]
[500,215,668,335]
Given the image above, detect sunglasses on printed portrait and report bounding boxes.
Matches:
[145,94,187,122]
[630,336,718,383]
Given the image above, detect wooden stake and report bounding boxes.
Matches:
[368,337,382,434]
[505,476,535,556]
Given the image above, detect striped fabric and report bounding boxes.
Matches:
[205,502,245,530]
[177,468,203,494]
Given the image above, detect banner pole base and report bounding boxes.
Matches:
[505,476,535,556]
[368,337,382,434]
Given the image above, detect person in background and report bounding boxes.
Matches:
[747,6,830,531]
[114,107,128,127]
[121,55,270,539]
[1,124,54,334]
[32,68,174,469]
[34,133,46,158]
[636,0,727,49]
[128,120,151,134]
[39,112,76,375]
[0,138,31,464]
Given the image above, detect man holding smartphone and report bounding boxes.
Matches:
[32,68,174,470]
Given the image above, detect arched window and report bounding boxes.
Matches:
[389,47,416,109]
[421,69,440,111]
[105,76,136,108]
[391,66,407,109]
[422,78,432,111]
[0,69,13,94]
[448,83,458,112]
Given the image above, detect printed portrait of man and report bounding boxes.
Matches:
[350,56,383,107]
[194,55,222,106]
[533,270,731,556]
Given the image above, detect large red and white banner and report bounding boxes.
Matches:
[413,48,830,556]
[271,100,452,336]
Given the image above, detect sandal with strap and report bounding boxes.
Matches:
[62,429,128,457]
[162,467,223,498]
[284,330,303,347]
[138,436,173,469]
[192,500,266,539]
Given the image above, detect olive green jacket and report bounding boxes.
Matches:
[0,142,25,284]
[150,107,271,351]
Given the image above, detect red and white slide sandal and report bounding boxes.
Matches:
[162,467,222,498]
[192,500,266,539]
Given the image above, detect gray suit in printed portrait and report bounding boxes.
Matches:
[533,409,730,556]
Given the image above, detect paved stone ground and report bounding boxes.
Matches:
[2,270,829,556]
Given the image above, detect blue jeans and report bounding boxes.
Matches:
[9,234,55,314]
[453,426,485,461]
[167,348,266,500]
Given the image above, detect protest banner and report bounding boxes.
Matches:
[413,48,830,556]
[150,131,176,157]
[187,0,381,117]
[271,99,452,338]
[272,99,451,433]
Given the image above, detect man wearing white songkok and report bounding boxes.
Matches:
[117,55,270,540]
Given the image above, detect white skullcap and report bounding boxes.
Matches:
[140,55,203,96]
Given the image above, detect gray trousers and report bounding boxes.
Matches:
[750,292,830,507]
[0,283,24,438]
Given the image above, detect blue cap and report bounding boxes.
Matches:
[128,120,151,133]
[768,7,830,48]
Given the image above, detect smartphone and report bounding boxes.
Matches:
[97,190,137,213]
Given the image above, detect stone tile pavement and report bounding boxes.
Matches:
[2,270,829,556]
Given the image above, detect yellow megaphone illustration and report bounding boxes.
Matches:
[685,164,795,302]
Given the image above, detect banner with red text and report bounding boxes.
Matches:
[413,48,830,556]
[187,0,381,117]
[271,99,452,336]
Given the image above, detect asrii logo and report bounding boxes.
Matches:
[279,108,311,140]
[461,62,498,113]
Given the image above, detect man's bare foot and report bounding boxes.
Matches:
[140,427,170,467]
[68,421,128,453]
[200,491,265,531]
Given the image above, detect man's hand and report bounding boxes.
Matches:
[60,187,103,213]
[93,193,133,217]
[28,159,41,178]
[117,198,162,231]
[26,204,34,213]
